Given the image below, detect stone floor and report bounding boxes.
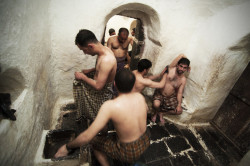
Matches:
[55,103,242,166]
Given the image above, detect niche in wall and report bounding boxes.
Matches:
[0,68,25,120]
[0,68,25,102]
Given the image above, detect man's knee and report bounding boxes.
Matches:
[153,100,161,108]
[176,109,182,115]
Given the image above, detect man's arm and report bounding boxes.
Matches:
[159,54,187,75]
[82,68,95,74]
[75,59,112,90]
[169,54,186,68]
[147,72,162,80]
[54,101,112,158]
[125,52,131,68]
[143,74,167,89]
[129,37,134,46]
[107,37,112,49]
[176,78,186,113]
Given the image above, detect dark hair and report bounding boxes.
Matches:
[138,59,152,72]
[115,69,135,93]
[109,28,115,35]
[118,28,129,35]
[75,29,98,47]
[178,58,190,66]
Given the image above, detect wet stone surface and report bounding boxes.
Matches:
[56,103,242,166]
[107,121,242,166]
[166,135,191,154]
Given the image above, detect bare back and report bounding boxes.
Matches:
[132,70,147,92]
[110,93,148,142]
[94,46,117,84]
[161,67,186,96]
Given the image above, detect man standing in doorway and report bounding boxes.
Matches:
[73,29,117,122]
[107,27,133,71]
[152,54,190,125]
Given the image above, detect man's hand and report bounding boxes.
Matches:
[124,64,130,69]
[75,72,86,80]
[176,105,183,114]
[54,144,68,158]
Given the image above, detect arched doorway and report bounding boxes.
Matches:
[102,3,161,71]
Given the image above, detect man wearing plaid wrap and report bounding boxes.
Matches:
[152,54,190,125]
[73,29,117,121]
[55,69,150,165]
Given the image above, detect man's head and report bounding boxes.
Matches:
[138,59,152,73]
[115,69,135,93]
[177,58,190,75]
[75,29,99,55]
[118,28,129,43]
[109,28,116,36]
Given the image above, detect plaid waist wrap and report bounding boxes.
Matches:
[153,89,178,112]
[91,129,151,163]
[73,71,113,121]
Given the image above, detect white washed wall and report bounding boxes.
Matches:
[0,0,53,165]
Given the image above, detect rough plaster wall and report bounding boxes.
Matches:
[0,0,53,165]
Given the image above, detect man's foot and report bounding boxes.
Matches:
[151,114,157,122]
[159,114,165,126]
[159,119,165,126]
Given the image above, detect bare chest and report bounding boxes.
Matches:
[167,73,181,89]
[112,41,129,50]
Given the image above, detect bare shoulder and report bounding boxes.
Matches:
[103,48,116,61]
[110,36,117,42]
[132,70,138,75]
[180,75,187,83]
[128,36,134,41]
[100,100,115,111]
[168,66,176,75]
[134,92,146,101]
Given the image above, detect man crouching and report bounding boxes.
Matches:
[152,54,190,125]
[55,69,150,165]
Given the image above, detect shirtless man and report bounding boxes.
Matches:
[152,54,190,124]
[74,29,117,121]
[132,59,167,93]
[107,27,133,70]
[55,69,150,165]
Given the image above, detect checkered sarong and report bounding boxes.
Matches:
[91,129,150,163]
[153,89,178,112]
[73,71,113,121]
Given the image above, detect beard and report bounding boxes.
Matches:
[177,69,184,74]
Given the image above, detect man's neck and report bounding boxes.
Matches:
[96,43,106,57]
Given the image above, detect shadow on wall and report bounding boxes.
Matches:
[0,68,25,102]
[229,33,250,55]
